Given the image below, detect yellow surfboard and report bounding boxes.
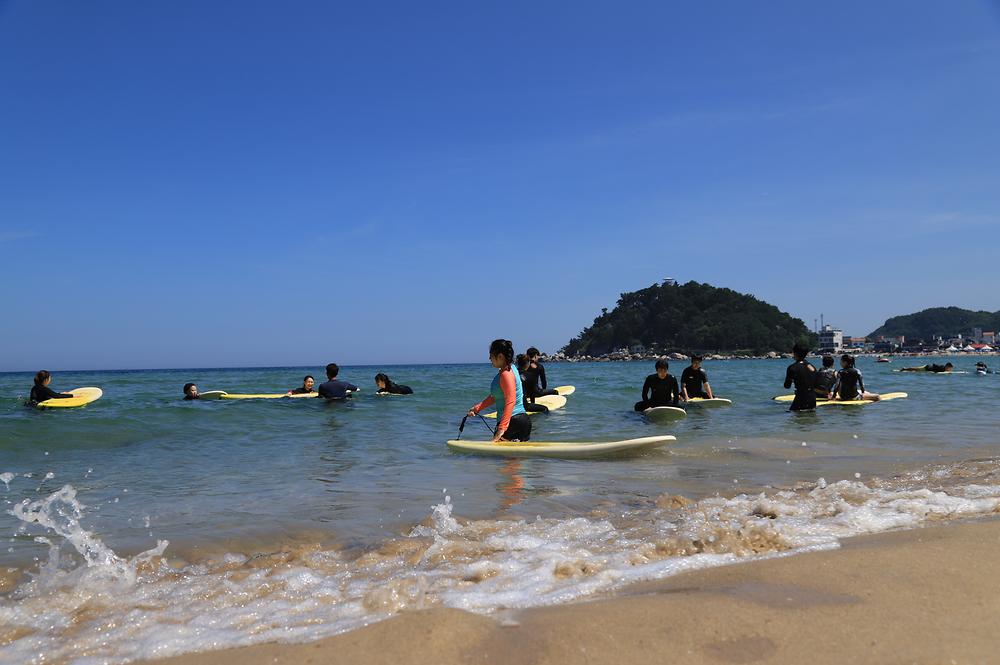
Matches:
[484,394,567,418]
[555,385,575,396]
[37,387,103,408]
[773,392,908,406]
[685,397,732,407]
[447,435,676,459]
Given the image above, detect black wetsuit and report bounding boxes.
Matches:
[784,360,817,411]
[813,367,837,397]
[928,364,951,373]
[517,371,548,412]
[681,367,709,399]
[318,378,358,400]
[377,382,413,395]
[523,362,558,399]
[634,373,680,411]
[834,367,865,400]
[289,387,314,394]
[30,384,72,404]
[183,393,199,401]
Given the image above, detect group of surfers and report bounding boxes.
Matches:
[181,364,414,401]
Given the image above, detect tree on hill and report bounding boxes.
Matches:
[562,281,816,356]
[868,306,1000,340]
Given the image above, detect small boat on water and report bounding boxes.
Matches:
[876,357,891,363]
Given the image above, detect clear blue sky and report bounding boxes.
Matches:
[2,1,999,370]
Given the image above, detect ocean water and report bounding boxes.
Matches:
[1,357,998,663]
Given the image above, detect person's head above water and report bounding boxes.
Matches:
[183,382,198,397]
[691,355,703,368]
[822,355,834,368]
[526,347,541,361]
[654,359,668,378]
[325,363,339,380]
[945,362,954,369]
[792,343,809,361]
[374,372,391,390]
[489,339,515,369]
[840,354,856,368]
[302,375,315,391]
[34,370,52,387]
[515,354,529,372]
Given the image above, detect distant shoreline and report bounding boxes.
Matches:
[542,351,1000,363]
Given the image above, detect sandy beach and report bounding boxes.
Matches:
[146,517,1000,665]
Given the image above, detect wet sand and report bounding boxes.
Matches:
[146,518,1000,665]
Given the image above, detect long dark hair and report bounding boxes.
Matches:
[489,339,515,366]
[374,372,395,389]
[34,370,50,386]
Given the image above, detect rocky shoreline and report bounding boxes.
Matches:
[540,350,1000,363]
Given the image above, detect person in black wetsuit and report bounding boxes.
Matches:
[516,356,548,412]
[832,354,880,401]
[374,373,413,395]
[784,344,817,411]
[287,376,315,395]
[29,370,74,405]
[813,355,837,399]
[318,363,359,400]
[182,383,200,400]
[900,362,953,373]
[523,347,559,400]
[634,360,680,411]
[681,356,714,401]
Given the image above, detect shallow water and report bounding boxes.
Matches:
[1,357,998,662]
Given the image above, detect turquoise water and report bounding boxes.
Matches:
[2,357,997,566]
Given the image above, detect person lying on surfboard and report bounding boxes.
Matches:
[287,375,315,395]
[516,355,548,413]
[374,373,413,395]
[899,362,953,373]
[814,355,838,399]
[182,383,200,400]
[784,344,817,411]
[681,355,714,401]
[29,370,74,405]
[318,364,358,400]
[832,355,880,401]
[466,339,531,442]
[633,359,680,411]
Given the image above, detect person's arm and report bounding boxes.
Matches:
[495,371,518,441]
[346,382,359,392]
[831,372,841,400]
[39,385,73,400]
[784,365,794,390]
[680,370,689,400]
[400,385,413,394]
[642,376,652,402]
[702,371,713,399]
[670,376,679,404]
[469,394,495,416]
[538,364,547,390]
[857,370,866,395]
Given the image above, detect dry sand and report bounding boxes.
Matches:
[147,519,1000,665]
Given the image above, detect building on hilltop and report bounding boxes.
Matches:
[818,324,843,354]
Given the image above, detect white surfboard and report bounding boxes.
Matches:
[447,435,676,459]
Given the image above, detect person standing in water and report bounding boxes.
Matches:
[784,344,817,411]
[813,355,838,399]
[466,339,530,442]
[318,364,359,400]
[681,355,714,400]
[287,376,315,395]
[29,371,74,405]
[374,373,413,395]
[832,354,880,401]
[522,347,559,400]
[633,359,680,411]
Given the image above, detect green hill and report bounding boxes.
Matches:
[868,307,1000,340]
[562,281,815,356]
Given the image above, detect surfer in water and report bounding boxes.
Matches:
[466,339,530,442]
[681,356,714,401]
[814,355,838,399]
[318,364,359,400]
[784,344,817,411]
[516,355,548,413]
[374,373,413,395]
[832,355,880,401]
[29,371,74,405]
[899,362,954,373]
[287,376,315,395]
[522,347,559,400]
[182,383,200,400]
[634,359,680,411]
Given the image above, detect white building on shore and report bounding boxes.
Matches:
[818,324,843,354]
